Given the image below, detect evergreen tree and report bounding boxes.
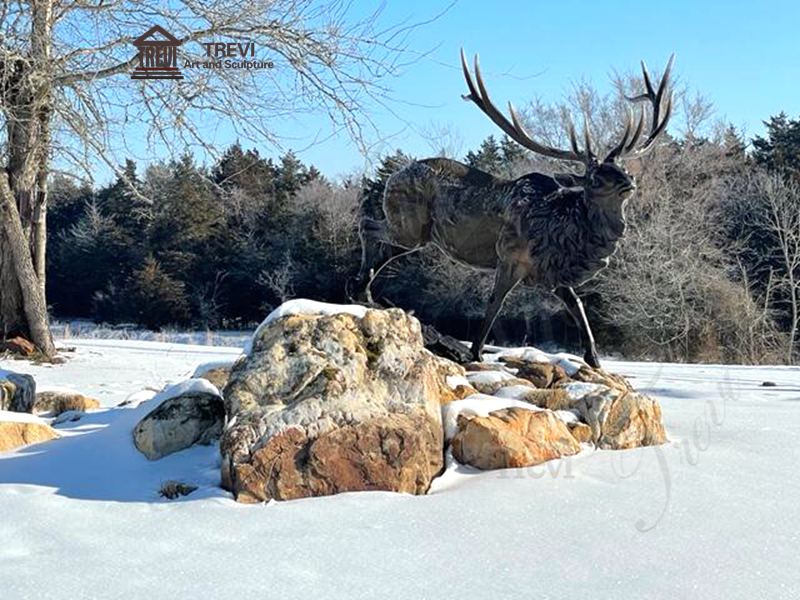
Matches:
[124,257,190,329]
[49,200,135,317]
[212,143,277,199]
[275,151,308,203]
[499,135,526,172]
[465,135,503,175]
[99,159,150,236]
[147,154,223,280]
[752,113,800,174]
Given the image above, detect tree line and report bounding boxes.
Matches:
[46,109,800,365]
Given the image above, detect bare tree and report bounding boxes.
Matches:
[737,172,800,362]
[258,251,296,305]
[0,0,435,356]
[292,178,360,262]
[418,121,465,159]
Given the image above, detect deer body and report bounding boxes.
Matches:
[358,52,673,366]
[383,158,628,287]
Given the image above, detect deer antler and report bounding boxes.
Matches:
[461,50,673,166]
[613,54,675,159]
[460,49,587,164]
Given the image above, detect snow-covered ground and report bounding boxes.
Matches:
[1,338,799,599]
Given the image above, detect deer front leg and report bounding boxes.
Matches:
[555,286,600,368]
[355,216,390,304]
[471,262,523,362]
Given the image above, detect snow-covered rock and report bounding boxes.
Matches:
[0,411,58,452]
[451,406,581,470]
[442,395,544,441]
[33,390,100,415]
[243,299,369,355]
[133,378,224,460]
[0,369,35,413]
[192,357,242,392]
[579,386,667,449]
[222,305,459,502]
[483,346,585,376]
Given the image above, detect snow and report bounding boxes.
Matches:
[0,410,48,425]
[244,299,370,354]
[465,370,517,385]
[192,357,241,378]
[442,395,545,440]
[1,338,240,408]
[154,378,221,403]
[1,339,799,599]
[493,384,539,399]
[445,374,470,389]
[483,345,585,376]
[561,380,608,399]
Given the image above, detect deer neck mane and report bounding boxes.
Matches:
[586,188,628,241]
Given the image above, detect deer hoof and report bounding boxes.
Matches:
[584,350,601,369]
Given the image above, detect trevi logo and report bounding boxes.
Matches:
[131,26,183,80]
[130,26,274,80]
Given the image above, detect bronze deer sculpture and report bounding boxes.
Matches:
[357,51,674,367]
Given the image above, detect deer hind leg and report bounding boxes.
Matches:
[471,261,524,362]
[356,216,392,303]
[355,165,434,303]
[555,286,600,368]
[356,216,427,304]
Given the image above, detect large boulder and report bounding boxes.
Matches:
[582,387,667,449]
[33,391,101,415]
[0,413,59,452]
[221,304,455,503]
[451,407,581,470]
[133,379,224,460]
[0,370,35,413]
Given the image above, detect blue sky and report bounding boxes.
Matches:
[101,0,798,180]
[272,0,797,178]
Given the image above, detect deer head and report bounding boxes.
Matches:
[460,50,674,205]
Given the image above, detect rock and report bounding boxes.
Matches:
[194,358,243,391]
[449,383,479,402]
[0,417,59,452]
[463,361,510,372]
[451,407,580,470]
[227,412,442,503]
[571,366,632,391]
[421,323,472,364]
[221,307,449,502]
[431,361,470,406]
[52,410,85,426]
[557,384,667,449]
[499,358,570,389]
[133,380,224,460]
[159,480,198,500]
[568,422,593,444]
[197,366,232,390]
[33,391,100,415]
[496,386,571,411]
[467,375,535,396]
[1,336,36,357]
[0,371,35,413]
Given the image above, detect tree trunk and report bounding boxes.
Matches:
[33,136,49,293]
[0,0,55,354]
[0,232,27,336]
[0,174,55,356]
